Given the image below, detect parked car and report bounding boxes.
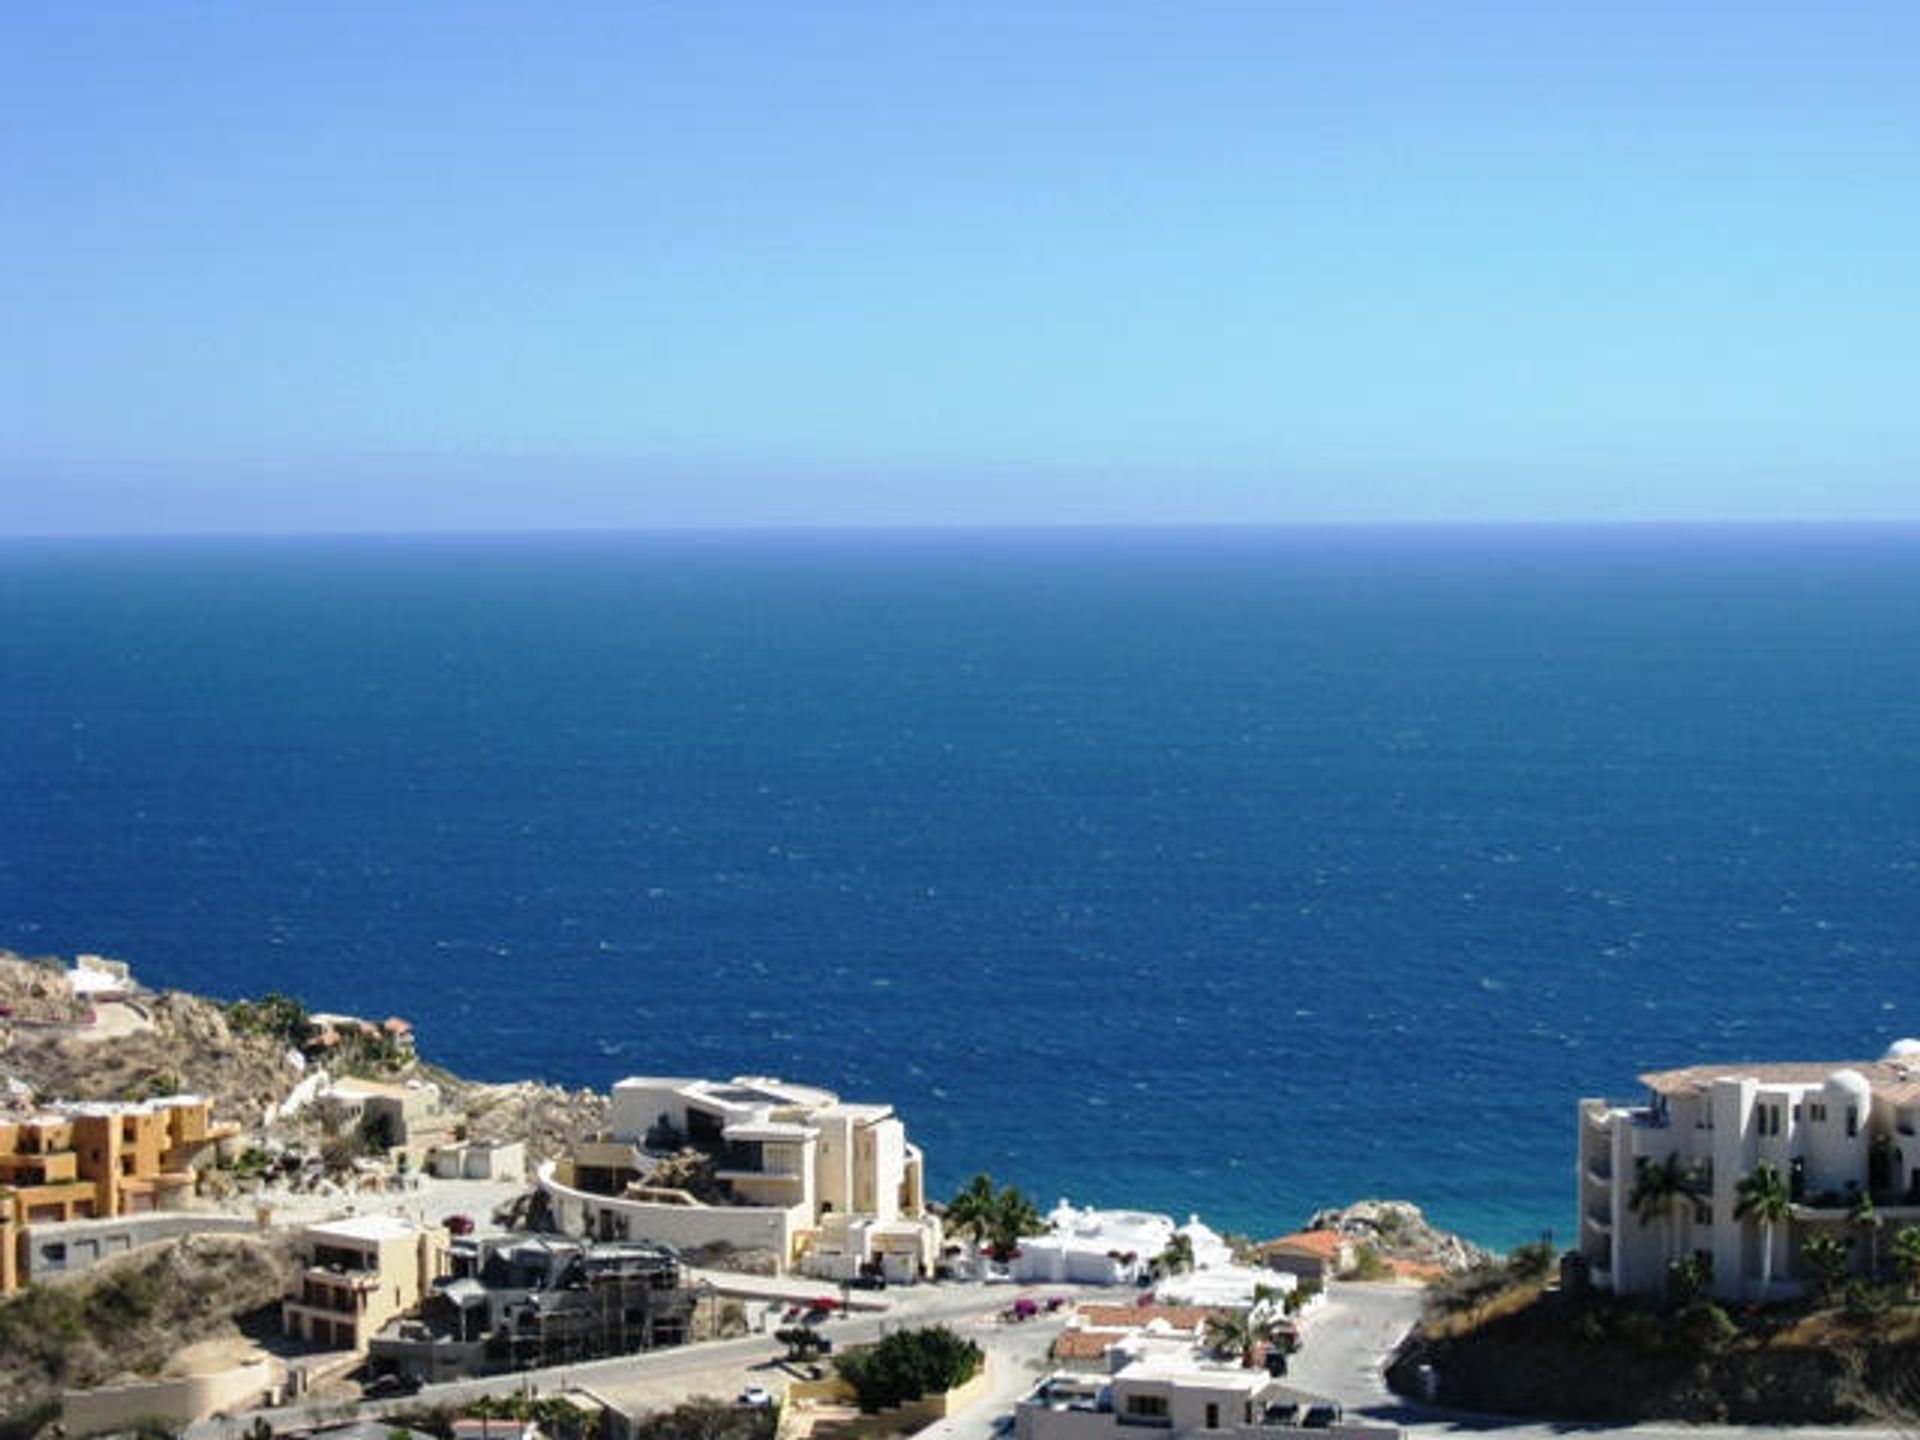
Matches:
[1302,1404,1343,1428]
[739,1387,773,1408]
[444,1214,475,1237]
[849,1273,887,1290]
[364,1373,422,1400]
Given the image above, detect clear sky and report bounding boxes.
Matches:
[4,3,1918,533]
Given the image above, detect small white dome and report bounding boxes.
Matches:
[1884,1039,1920,1060]
[1826,1068,1874,1105]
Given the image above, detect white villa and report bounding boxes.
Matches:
[1016,1341,1391,1440]
[1009,1202,1175,1285]
[538,1074,941,1280]
[1579,1042,1920,1300]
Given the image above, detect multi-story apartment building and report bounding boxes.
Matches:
[539,1074,940,1278]
[0,1095,240,1293]
[367,1232,691,1382]
[1579,1044,1920,1300]
[283,1215,448,1352]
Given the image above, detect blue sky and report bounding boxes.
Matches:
[4,3,1918,533]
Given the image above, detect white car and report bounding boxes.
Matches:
[739,1386,774,1408]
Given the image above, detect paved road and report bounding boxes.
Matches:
[186,1280,1100,1440]
[191,1275,1920,1440]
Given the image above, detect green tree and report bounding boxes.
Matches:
[943,1173,999,1245]
[631,1399,775,1440]
[986,1184,1042,1263]
[943,1175,1042,1264]
[1735,1163,1794,1297]
[835,1326,982,1412]
[226,991,309,1044]
[1507,1239,1555,1284]
[1890,1225,1920,1298]
[1802,1230,1851,1305]
[1204,1310,1277,1368]
[1665,1250,1713,1307]
[777,1325,826,1361]
[1850,1192,1881,1280]
[1156,1232,1195,1276]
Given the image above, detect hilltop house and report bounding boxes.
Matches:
[1579,1042,1920,1301]
[324,1077,458,1169]
[1254,1230,1352,1285]
[538,1074,941,1279]
[0,1095,241,1294]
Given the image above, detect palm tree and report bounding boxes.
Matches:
[1735,1163,1794,1297]
[1205,1310,1274,1368]
[944,1173,999,1247]
[986,1183,1042,1262]
[1850,1191,1881,1279]
[1157,1232,1195,1276]
[1802,1230,1851,1305]
[1891,1225,1920,1298]
[1628,1153,1687,1267]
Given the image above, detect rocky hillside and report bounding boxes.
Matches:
[1,954,298,1124]
[2,953,609,1153]
[423,1068,609,1163]
[1303,1198,1494,1272]
[0,1232,299,1424]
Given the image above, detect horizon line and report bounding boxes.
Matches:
[10,515,1920,543]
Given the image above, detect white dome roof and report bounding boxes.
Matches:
[1884,1039,1920,1060]
[1826,1068,1874,1104]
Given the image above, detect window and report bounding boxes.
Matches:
[1206,1404,1220,1430]
[1125,1396,1169,1419]
[1847,1106,1860,1138]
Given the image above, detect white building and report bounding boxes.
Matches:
[1579,1044,1920,1301]
[1010,1202,1173,1285]
[1016,1345,1392,1440]
[539,1074,939,1280]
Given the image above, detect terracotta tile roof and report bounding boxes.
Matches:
[1053,1331,1117,1360]
[1256,1230,1347,1259]
[1075,1304,1220,1331]
[1639,1060,1918,1096]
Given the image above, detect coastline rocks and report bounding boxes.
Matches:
[1305,1198,1494,1273]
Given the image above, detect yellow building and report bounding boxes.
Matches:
[282,1215,448,1352]
[0,1096,240,1292]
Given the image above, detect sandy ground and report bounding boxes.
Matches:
[67,998,157,1042]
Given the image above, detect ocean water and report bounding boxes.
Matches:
[4,525,1919,1250]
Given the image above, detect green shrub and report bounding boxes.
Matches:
[1507,1240,1556,1284]
[835,1326,982,1412]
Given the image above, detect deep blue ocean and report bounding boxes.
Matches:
[4,526,1918,1250]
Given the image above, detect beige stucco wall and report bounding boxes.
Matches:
[539,1162,803,1265]
[63,1358,278,1437]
